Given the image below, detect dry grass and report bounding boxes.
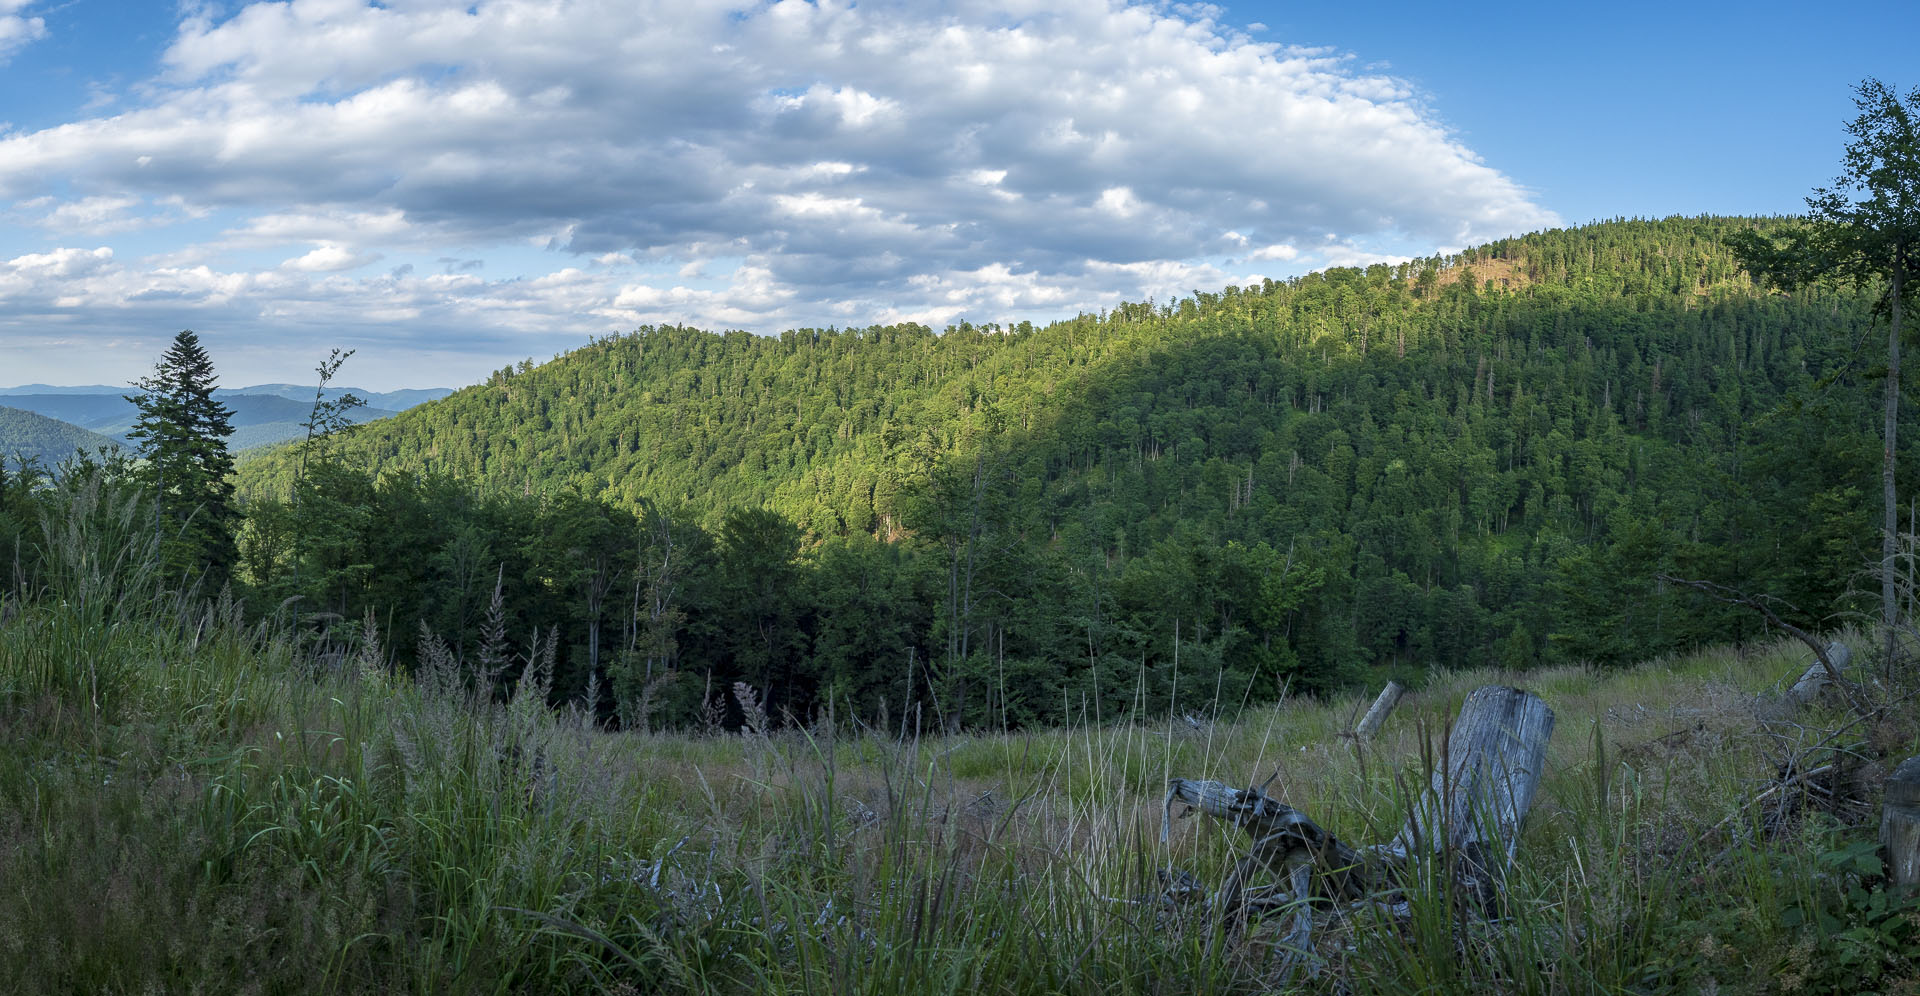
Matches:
[1,478,1915,995]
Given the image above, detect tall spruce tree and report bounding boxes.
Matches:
[1729,79,1920,670]
[126,330,238,588]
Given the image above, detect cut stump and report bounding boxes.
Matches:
[1389,685,1554,903]
[1884,755,1920,892]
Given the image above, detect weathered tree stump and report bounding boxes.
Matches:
[1884,756,1920,891]
[1787,641,1853,708]
[1388,685,1555,903]
[1165,685,1555,964]
[1355,680,1406,740]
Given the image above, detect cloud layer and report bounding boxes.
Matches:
[0,0,1559,388]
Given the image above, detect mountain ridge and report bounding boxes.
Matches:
[0,386,451,454]
[0,383,453,410]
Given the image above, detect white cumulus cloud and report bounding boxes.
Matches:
[0,0,46,65]
[282,244,382,272]
[0,0,1559,388]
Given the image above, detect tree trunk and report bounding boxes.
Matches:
[1355,680,1406,740]
[1884,755,1920,891]
[1885,263,1902,672]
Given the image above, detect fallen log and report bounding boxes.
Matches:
[1164,685,1554,961]
[1162,776,1382,907]
[1787,641,1853,708]
[1354,680,1406,741]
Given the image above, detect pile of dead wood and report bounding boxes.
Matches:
[1162,685,1552,978]
[1161,662,1920,981]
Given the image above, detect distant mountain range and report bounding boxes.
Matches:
[0,384,130,396]
[0,383,452,464]
[206,383,455,410]
[0,383,453,410]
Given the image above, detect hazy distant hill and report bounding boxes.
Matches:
[0,393,131,430]
[0,388,426,451]
[212,384,455,410]
[0,406,123,466]
[224,415,400,452]
[0,384,129,396]
[0,383,453,410]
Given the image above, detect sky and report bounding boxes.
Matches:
[0,0,1914,392]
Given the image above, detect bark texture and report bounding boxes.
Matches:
[1787,641,1854,707]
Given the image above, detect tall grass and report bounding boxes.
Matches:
[1,479,1915,993]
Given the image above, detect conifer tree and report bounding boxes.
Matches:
[126,330,238,588]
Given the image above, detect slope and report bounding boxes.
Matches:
[0,406,123,465]
[234,216,1900,682]
[216,384,455,409]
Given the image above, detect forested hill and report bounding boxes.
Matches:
[0,406,123,466]
[236,216,1902,697]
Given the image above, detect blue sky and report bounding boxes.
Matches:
[1256,2,1919,225]
[0,0,1913,391]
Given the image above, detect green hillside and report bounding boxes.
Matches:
[220,216,1913,732]
[8,324,1917,994]
[0,406,123,466]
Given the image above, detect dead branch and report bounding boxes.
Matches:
[1656,574,1871,716]
[1355,680,1406,741]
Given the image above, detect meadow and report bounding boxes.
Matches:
[2,471,1916,995]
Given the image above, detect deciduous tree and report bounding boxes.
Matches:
[1728,78,1920,667]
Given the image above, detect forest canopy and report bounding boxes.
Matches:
[218,216,1906,729]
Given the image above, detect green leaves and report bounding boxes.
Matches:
[1727,78,1920,667]
[1777,838,1920,992]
